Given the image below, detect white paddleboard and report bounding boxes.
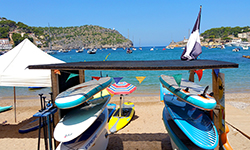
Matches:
[55,77,112,109]
[160,75,216,110]
[56,108,109,150]
[54,95,111,142]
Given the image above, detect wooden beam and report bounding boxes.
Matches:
[212,70,225,149]
[51,70,60,122]
[189,70,195,82]
[79,69,85,83]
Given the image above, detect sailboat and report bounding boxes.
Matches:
[139,39,142,50]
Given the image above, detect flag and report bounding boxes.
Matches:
[194,69,203,81]
[214,69,220,77]
[181,6,202,61]
[136,76,146,84]
[113,77,123,84]
[66,73,79,82]
[92,76,101,81]
[54,69,61,75]
[173,74,182,87]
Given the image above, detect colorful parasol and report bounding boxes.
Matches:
[107,82,137,95]
[107,81,137,117]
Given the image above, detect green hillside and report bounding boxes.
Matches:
[0,17,132,49]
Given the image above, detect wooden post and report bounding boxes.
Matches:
[51,70,60,122]
[79,69,85,83]
[189,70,195,82]
[212,70,225,149]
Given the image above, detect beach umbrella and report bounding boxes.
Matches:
[107,81,137,117]
[107,81,137,95]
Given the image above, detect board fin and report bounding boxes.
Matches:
[184,87,189,92]
[200,86,209,98]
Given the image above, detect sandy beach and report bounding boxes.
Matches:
[0,93,250,150]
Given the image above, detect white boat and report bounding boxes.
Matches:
[232,48,240,52]
[150,47,154,51]
[76,47,84,53]
[126,48,132,54]
[242,45,249,50]
[45,50,57,54]
[87,49,97,54]
[112,47,117,50]
[132,47,136,51]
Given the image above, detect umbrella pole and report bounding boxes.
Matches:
[119,94,122,117]
[14,86,17,123]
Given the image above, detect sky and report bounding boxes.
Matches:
[1,0,250,47]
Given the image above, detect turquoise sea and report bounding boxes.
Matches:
[1,46,250,99]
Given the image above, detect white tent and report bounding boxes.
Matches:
[0,38,65,87]
[0,38,65,122]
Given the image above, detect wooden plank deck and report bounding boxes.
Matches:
[28,60,238,70]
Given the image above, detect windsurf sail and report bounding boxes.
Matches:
[181,6,202,61]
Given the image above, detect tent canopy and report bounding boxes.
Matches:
[0,38,65,87]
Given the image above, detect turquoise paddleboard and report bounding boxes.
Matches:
[0,105,12,113]
[55,77,112,109]
[160,74,216,110]
[162,93,218,150]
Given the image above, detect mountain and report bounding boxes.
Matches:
[0,17,133,49]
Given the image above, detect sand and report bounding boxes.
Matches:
[0,93,250,150]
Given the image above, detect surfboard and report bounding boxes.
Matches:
[159,74,216,110]
[0,105,12,113]
[55,77,112,109]
[162,93,218,150]
[19,117,40,133]
[107,103,116,120]
[54,95,110,142]
[19,117,53,133]
[160,83,172,101]
[56,108,109,150]
[109,102,135,133]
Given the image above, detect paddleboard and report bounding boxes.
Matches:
[54,95,110,142]
[0,105,12,113]
[160,83,172,101]
[56,108,109,150]
[19,117,53,133]
[160,74,216,110]
[162,93,218,150]
[19,117,40,133]
[107,103,116,120]
[55,77,112,109]
[109,102,135,133]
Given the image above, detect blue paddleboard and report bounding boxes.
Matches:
[55,77,112,109]
[160,83,172,101]
[19,117,53,133]
[160,74,217,110]
[162,93,218,150]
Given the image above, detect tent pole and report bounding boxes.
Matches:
[14,86,17,123]
[119,94,122,117]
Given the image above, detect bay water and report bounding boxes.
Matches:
[1,46,249,100]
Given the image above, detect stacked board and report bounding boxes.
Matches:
[56,108,109,150]
[55,77,112,109]
[161,84,219,149]
[54,95,111,142]
[160,75,216,110]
